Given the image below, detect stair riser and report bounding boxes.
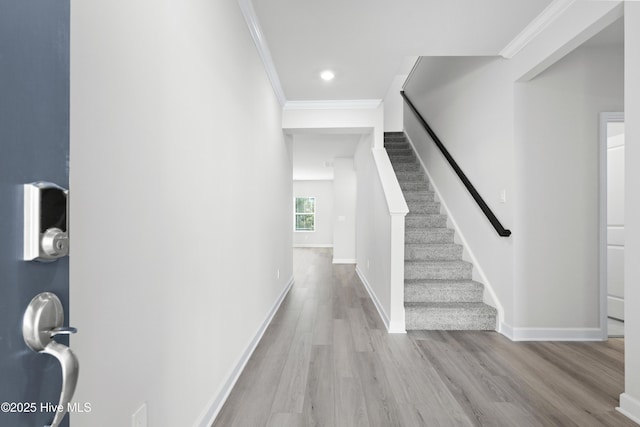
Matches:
[390,155,416,164]
[386,146,412,152]
[406,229,453,243]
[404,287,483,303]
[395,172,426,182]
[405,265,472,280]
[386,148,413,157]
[405,311,496,330]
[384,143,410,151]
[405,245,461,260]
[400,182,430,192]
[403,191,435,202]
[406,215,447,228]
[384,137,407,143]
[392,163,421,172]
[407,203,441,214]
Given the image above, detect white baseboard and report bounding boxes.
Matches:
[195,276,295,427]
[333,258,356,264]
[618,393,640,425]
[500,322,604,341]
[355,266,391,332]
[293,244,333,248]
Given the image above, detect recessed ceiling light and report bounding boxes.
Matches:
[320,70,335,81]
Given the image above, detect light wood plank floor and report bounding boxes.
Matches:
[213,248,636,427]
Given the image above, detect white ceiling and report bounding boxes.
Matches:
[292,134,362,180]
[252,0,553,101]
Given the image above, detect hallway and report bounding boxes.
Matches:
[213,248,634,426]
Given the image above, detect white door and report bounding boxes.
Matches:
[607,122,625,321]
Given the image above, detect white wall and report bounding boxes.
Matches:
[403,56,514,326]
[620,2,640,423]
[291,133,360,180]
[293,180,334,247]
[383,74,407,131]
[70,1,292,426]
[282,103,385,148]
[332,158,356,263]
[403,41,624,337]
[513,45,624,331]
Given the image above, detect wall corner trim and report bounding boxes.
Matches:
[237,0,287,106]
[283,99,382,111]
[195,276,295,427]
[618,393,640,425]
[499,0,576,59]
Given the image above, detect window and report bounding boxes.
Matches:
[294,197,315,231]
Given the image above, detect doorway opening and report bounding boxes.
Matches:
[599,112,625,338]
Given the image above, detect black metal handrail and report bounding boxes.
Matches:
[400,91,512,237]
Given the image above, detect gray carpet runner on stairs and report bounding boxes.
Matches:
[384,132,497,331]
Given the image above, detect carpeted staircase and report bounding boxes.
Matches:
[384,132,497,330]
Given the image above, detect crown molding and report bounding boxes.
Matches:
[283,99,382,110]
[237,0,287,106]
[500,0,577,59]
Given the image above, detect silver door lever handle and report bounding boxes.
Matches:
[23,292,80,427]
[50,326,78,336]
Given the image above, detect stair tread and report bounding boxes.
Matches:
[405,278,483,286]
[405,241,459,246]
[406,203,440,208]
[405,259,471,267]
[405,226,450,231]
[403,190,435,199]
[407,204,441,210]
[403,189,434,194]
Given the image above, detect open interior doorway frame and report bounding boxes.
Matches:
[599,111,625,340]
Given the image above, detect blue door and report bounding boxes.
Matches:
[0,1,71,426]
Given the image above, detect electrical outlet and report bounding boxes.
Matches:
[132,403,147,427]
[277,268,280,279]
[367,259,370,269]
[499,189,507,204]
